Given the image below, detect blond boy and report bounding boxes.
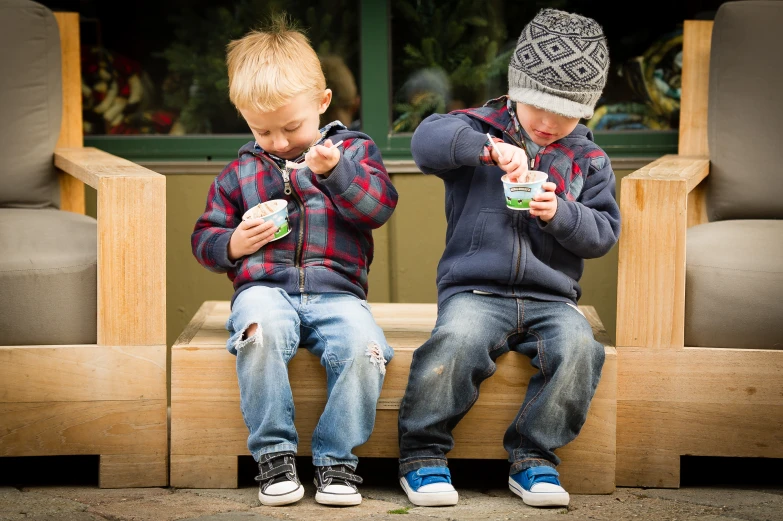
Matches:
[191,17,398,507]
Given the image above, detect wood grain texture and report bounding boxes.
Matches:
[170,455,238,489]
[170,302,616,493]
[678,21,713,157]
[616,155,709,348]
[53,12,85,214]
[0,345,165,402]
[97,171,166,347]
[618,347,783,487]
[100,453,168,488]
[0,400,167,457]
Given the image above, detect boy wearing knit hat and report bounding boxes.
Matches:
[397,9,620,508]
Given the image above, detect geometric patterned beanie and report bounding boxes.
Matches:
[508,8,609,119]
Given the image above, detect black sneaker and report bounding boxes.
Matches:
[313,465,363,506]
[255,451,304,506]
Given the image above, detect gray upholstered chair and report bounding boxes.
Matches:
[0,0,167,487]
[616,0,783,488]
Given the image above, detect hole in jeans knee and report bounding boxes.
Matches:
[235,322,262,350]
[366,341,387,375]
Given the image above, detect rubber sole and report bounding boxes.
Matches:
[258,483,304,506]
[400,477,459,506]
[315,490,362,506]
[508,477,570,507]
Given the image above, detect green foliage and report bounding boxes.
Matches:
[388,506,410,514]
[157,0,357,133]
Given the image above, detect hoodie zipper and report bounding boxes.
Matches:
[264,157,306,292]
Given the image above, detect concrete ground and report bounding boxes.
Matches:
[2,457,782,521]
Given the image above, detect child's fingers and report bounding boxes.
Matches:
[247,220,276,238]
[241,217,265,230]
[251,225,278,244]
[323,139,333,148]
[541,182,557,192]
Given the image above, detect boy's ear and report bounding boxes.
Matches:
[318,89,333,115]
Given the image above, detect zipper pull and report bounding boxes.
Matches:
[282,167,292,195]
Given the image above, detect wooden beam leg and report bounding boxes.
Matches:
[99,454,168,488]
[170,455,238,489]
[617,403,680,488]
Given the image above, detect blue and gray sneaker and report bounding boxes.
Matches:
[509,466,570,507]
[400,467,459,506]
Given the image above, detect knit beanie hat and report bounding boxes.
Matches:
[508,8,609,119]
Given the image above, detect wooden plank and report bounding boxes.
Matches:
[0,400,167,457]
[171,347,615,454]
[0,345,165,402]
[54,148,163,189]
[678,21,713,157]
[687,182,709,228]
[616,156,712,349]
[617,401,783,488]
[617,346,783,488]
[97,172,166,347]
[100,453,168,488]
[53,12,85,215]
[174,301,216,346]
[170,455,238,489]
[619,347,783,404]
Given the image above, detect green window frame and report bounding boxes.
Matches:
[85,0,677,163]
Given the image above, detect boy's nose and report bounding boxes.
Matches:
[273,136,289,150]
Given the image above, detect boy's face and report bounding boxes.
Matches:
[241,90,332,160]
[515,102,580,147]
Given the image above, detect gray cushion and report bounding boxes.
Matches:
[0,0,61,208]
[0,208,97,345]
[685,220,783,349]
[707,1,783,220]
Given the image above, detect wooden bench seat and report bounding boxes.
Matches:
[171,301,616,493]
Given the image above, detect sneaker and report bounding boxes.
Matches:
[508,466,570,507]
[254,451,304,506]
[400,467,459,506]
[314,465,363,506]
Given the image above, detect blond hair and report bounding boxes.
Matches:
[227,14,326,112]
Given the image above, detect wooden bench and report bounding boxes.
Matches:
[171,301,616,493]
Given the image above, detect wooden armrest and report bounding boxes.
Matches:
[55,147,166,348]
[616,154,710,350]
[54,147,161,188]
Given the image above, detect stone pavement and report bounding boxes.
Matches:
[1,458,782,521]
[2,484,783,521]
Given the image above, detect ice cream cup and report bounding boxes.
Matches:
[501,171,548,211]
[242,199,291,241]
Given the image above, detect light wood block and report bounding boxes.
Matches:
[53,12,85,215]
[617,347,783,488]
[171,301,616,493]
[100,453,168,488]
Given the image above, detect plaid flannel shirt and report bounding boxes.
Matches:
[191,128,398,303]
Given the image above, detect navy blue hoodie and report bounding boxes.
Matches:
[411,97,621,306]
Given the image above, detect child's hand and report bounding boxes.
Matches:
[529,182,558,222]
[491,142,529,182]
[227,218,278,261]
[305,139,341,176]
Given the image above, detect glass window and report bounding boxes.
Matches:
[39,0,360,135]
[390,0,727,134]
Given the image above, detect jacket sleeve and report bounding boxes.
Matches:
[538,151,621,259]
[319,137,398,229]
[191,162,243,272]
[410,113,491,178]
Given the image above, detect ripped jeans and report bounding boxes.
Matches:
[226,286,394,468]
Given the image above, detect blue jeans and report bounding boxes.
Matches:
[398,292,604,476]
[226,286,394,468]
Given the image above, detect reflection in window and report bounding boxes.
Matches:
[390,0,727,134]
[40,0,359,135]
